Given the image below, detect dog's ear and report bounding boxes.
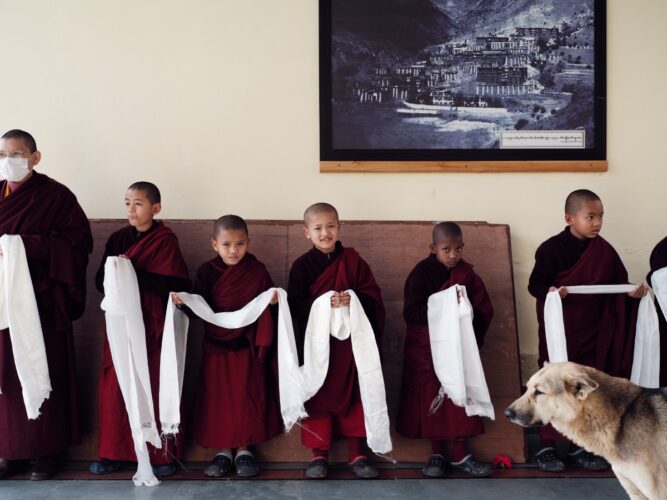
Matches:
[564,372,599,400]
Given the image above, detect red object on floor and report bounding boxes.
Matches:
[493,455,513,469]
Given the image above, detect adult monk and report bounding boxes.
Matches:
[528,189,646,472]
[0,129,92,480]
[89,182,190,478]
[287,202,385,479]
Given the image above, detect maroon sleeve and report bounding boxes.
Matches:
[528,242,557,300]
[403,266,430,326]
[648,237,667,284]
[467,273,494,348]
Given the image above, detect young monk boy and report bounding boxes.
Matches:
[647,237,667,387]
[172,215,282,478]
[397,222,494,478]
[90,182,191,477]
[528,189,646,472]
[288,202,385,479]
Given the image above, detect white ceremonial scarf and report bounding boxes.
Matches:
[299,290,392,455]
[0,234,51,420]
[544,284,660,388]
[160,288,283,435]
[427,285,495,420]
[101,257,160,487]
[164,288,392,455]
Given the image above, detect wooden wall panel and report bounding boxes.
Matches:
[67,220,525,464]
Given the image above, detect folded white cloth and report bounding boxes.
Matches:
[544,284,660,388]
[165,288,392,455]
[101,257,160,487]
[427,285,495,420]
[0,234,51,420]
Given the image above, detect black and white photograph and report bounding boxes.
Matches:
[320,0,606,162]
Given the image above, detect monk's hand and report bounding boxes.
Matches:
[340,291,351,307]
[549,286,568,298]
[330,292,341,308]
[119,254,129,259]
[628,283,648,299]
[170,292,184,305]
[269,290,278,305]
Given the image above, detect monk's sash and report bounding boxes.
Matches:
[0,235,51,420]
[164,287,392,455]
[101,257,160,487]
[427,285,495,420]
[544,284,660,388]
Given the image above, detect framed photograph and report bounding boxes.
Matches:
[319,0,607,173]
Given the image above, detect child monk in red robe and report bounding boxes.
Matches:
[0,129,92,480]
[397,222,494,478]
[287,202,385,479]
[648,237,667,387]
[90,182,190,477]
[172,215,282,478]
[528,189,646,472]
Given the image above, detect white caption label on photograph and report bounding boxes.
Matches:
[499,131,586,149]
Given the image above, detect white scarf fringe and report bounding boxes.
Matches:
[427,285,495,420]
[0,235,51,420]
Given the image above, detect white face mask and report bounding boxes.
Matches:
[0,157,31,182]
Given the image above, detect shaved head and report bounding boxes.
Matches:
[433,221,462,243]
[565,189,601,215]
[304,202,339,225]
[213,214,248,237]
[127,181,161,204]
[1,129,37,153]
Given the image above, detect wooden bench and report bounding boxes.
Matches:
[68,220,525,463]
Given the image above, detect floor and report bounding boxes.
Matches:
[0,477,627,500]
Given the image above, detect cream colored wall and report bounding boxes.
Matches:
[2,0,664,377]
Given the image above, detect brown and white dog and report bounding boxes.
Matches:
[505,362,667,500]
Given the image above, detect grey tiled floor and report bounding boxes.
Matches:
[0,479,627,500]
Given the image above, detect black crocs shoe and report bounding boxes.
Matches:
[449,455,493,477]
[349,457,378,479]
[535,447,565,472]
[235,453,260,478]
[568,449,610,471]
[306,458,328,479]
[204,454,232,478]
[89,459,122,475]
[422,454,446,478]
[153,462,177,478]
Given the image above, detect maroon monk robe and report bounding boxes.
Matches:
[397,255,494,439]
[288,242,385,448]
[647,237,667,387]
[96,221,190,464]
[0,172,92,459]
[533,235,638,377]
[191,254,282,449]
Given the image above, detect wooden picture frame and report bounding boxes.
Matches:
[319,0,607,173]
